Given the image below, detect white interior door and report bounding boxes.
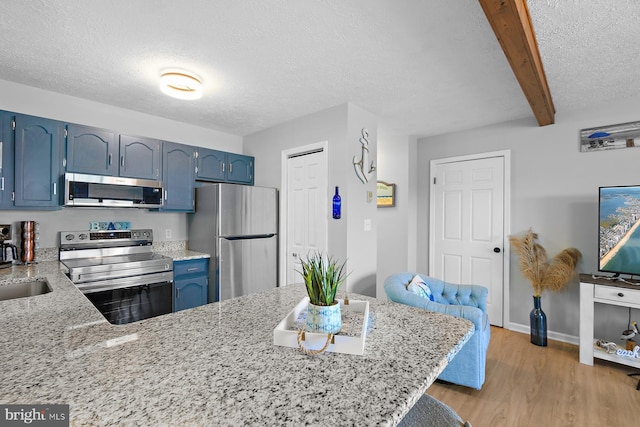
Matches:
[285,149,328,285]
[430,154,506,326]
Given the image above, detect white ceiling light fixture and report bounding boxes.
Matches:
[159,70,203,100]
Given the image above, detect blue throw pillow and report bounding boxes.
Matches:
[407,275,434,301]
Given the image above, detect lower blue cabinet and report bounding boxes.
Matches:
[173,258,209,312]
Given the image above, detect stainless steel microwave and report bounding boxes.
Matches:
[64,173,163,208]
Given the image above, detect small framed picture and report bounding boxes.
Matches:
[377,181,396,207]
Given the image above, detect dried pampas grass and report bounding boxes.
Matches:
[509,228,581,296]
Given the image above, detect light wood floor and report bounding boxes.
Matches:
[428,326,640,427]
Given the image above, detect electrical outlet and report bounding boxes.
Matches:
[165,229,172,239]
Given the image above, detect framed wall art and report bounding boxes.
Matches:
[377,181,395,207]
[580,120,640,152]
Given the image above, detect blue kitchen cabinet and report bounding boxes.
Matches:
[65,124,118,175]
[196,148,227,181]
[0,112,15,209]
[196,148,254,185]
[119,135,161,180]
[226,153,254,185]
[161,141,195,211]
[13,114,64,208]
[173,258,209,312]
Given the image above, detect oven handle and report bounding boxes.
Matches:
[76,271,174,294]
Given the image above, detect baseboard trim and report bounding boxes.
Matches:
[506,322,579,346]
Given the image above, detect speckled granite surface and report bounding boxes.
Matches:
[0,262,473,427]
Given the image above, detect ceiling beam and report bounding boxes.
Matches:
[478,0,555,126]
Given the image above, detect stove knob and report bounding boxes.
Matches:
[143,231,150,238]
[79,233,88,240]
[65,234,75,241]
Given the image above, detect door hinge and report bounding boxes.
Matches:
[433,177,436,184]
[64,129,68,138]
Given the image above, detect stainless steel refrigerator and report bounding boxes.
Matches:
[188,183,278,302]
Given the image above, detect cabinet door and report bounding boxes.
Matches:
[174,275,208,312]
[13,114,63,208]
[119,135,160,180]
[227,153,254,185]
[161,141,195,211]
[66,124,118,175]
[0,112,15,209]
[196,148,226,181]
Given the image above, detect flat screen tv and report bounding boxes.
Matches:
[599,185,640,276]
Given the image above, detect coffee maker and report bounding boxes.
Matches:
[0,224,18,269]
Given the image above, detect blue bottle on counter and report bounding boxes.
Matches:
[332,186,341,219]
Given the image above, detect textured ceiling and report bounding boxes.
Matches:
[1,0,639,138]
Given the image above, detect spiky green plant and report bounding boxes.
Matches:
[298,252,347,306]
[509,228,582,296]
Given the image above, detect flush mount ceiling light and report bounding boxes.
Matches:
[159,70,203,100]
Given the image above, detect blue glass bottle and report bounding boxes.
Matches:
[530,295,547,346]
[332,187,341,219]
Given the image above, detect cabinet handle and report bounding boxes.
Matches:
[176,288,180,299]
[187,267,198,272]
[121,156,125,167]
[221,163,225,173]
[229,163,233,174]
[164,190,168,201]
[108,153,112,165]
[53,183,57,195]
[0,177,4,191]
[618,292,624,297]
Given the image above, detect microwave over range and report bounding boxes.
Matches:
[64,173,163,208]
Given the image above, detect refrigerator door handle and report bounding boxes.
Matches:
[223,234,276,240]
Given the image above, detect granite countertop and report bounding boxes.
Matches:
[0,262,473,426]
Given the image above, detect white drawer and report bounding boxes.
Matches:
[594,285,640,306]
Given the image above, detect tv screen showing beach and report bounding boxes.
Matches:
[599,185,640,276]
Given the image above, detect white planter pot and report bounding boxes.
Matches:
[306,301,342,334]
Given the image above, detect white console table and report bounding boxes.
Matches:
[579,274,640,368]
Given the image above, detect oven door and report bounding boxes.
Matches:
[79,272,173,325]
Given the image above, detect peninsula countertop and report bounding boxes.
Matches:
[0,262,473,426]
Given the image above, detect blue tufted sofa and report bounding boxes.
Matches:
[384,272,490,390]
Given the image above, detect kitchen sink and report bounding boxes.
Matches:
[0,280,51,301]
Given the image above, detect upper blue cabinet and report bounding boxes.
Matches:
[227,153,254,185]
[66,124,118,176]
[196,148,254,185]
[13,114,64,208]
[119,135,161,180]
[196,148,226,181]
[65,124,161,181]
[0,112,15,209]
[161,141,195,212]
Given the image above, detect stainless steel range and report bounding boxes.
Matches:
[59,229,174,324]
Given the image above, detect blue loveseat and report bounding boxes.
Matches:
[384,273,490,390]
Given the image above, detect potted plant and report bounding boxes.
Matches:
[509,228,581,346]
[298,252,347,335]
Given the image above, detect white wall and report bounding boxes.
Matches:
[375,135,419,298]
[0,79,241,150]
[415,94,640,341]
[0,79,242,246]
[345,104,378,296]
[244,102,378,296]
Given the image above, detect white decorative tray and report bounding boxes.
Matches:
[273,297,370,355]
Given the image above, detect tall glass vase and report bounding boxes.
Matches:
[530,295,547,346]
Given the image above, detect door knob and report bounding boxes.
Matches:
[493,247,501,253]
